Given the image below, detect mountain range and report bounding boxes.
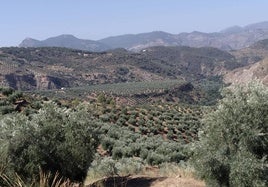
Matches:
[19,21,268,51]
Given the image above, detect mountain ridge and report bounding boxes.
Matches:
[19,34,111,52]
[19,21,268,52]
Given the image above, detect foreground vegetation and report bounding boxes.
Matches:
[192,83,268,187]
[0,82,267,186]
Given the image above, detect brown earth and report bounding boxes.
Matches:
[150,176,205,187]
[87,175,205,187]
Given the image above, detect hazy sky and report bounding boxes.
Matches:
[1,0,268,47]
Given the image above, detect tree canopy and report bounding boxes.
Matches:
[192,82,268,187]
[0,103,99,184]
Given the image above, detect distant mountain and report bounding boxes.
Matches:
[19,34,111,52]
[220,26,244,34]
[243,21,268,30]
[20,38,42,47]
[98,31,180,51]
[19,21,268,52]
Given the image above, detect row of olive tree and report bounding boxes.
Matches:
[0,82,267,186]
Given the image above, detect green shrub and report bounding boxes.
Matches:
[99,114,110,122]
[112,147,124,159]
[128,117,136,125]
[0,105,15,114]
[7,91,23,103]
[116,117,126,126]
[115,157,144,175]
[140,148,149,160]
[101,137,115,152]
[146,152,166,165]
[88,157,144,179]
[88,157,118,178]
[0,100,7,106]
[137,118,145,126]
[167,131,174,139]
[0,87,14,96]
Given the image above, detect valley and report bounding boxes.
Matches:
[0,22,267,187]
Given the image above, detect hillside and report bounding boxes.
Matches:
[224,58,268,86]
[2,38,268,102]
[224,39,268,86]
[19,21,268,51]
[0,46,238,91]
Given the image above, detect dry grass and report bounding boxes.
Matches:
[0,170,80,187]
[146,164,205,187]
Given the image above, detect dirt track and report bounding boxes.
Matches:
[150,176,205,187]
[88,175,205,187]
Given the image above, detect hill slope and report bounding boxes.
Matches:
[224,39,268,86]
[0,46,238,90]
[224,58,268,86]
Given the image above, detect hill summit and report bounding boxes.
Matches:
[19,34,110,52]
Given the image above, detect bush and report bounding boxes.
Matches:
[0,105,14,114]
[88,157,144,179]
[101,137,115,152]
[128,117,136,125]
[88,157,118,178]
[146,152,166,165]
[191,82,268,187]
[0,103,99,183]
[7,91,23,103]
[115,157,144,175]
[112,147,124,159]
[140,148,149,160]
[0,87,14,96]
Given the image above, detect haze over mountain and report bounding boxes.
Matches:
[19,21,268,52]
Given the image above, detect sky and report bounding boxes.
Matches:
[1,0,268,47]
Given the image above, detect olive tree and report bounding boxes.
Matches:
[192,82,268,187]
[0,103,99,184]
